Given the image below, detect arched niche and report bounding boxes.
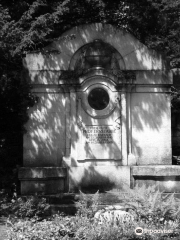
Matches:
[69,39,126,72]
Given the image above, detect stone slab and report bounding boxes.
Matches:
[131,92,172,165]
[19,167,67,179]
[131,165,180,176]
[69,165,130,192]
[136,70,173,85]
[19,167,68,195]
[21,179,65,195]
[131,166,180,192]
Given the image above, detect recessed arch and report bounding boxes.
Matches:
[69,39,126,71]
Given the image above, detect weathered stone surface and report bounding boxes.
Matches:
[131,93,171,165]
[23,92,66,167]
[131,166,180,192]
[19,167,67,179]
[23,23,167,72]
[20,179,65,195]
[69,166,130,192]
[21,23,172,195]
[19,167,67,195]
[131,166,180,176]
[136,70,173,85]
[94,207,134,225]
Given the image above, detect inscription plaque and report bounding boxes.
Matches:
[83,126,115,144]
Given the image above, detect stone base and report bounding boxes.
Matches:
[19,165,180,195]
[18,167,67,195]
[68,165,131,193]
[131,165,180,192]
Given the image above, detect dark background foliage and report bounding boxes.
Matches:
[0,0,180,190]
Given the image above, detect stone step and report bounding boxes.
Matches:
[44,192,125,215]
[50,204,77,215]
[46,191,180,215]
[45,192,124,205]
[45,193,78,205]
[45,192,180,204]
[49,203,127,216]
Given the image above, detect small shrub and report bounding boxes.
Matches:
[108,184,180,227]
[6,214,162,240]
[1,194,50,219]
[6,187,180,240]
[75,190,100,218]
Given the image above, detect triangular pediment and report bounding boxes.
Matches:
[23,23,168,71]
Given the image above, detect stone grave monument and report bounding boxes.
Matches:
[19,23,180,195]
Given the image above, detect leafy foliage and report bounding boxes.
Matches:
[5,211,145,239]
[1,0,180,62]
[0,193,50,219]
[75,190,100,218]
[108,184,180,229]
[6,188,180,240]
[0,2,38,177]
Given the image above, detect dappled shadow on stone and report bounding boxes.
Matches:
[21,23,172,194]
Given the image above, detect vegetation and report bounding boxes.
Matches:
[0,191,50,220]
[108,184,180,226]
[75,190,100,218]
[0,185,179,239]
